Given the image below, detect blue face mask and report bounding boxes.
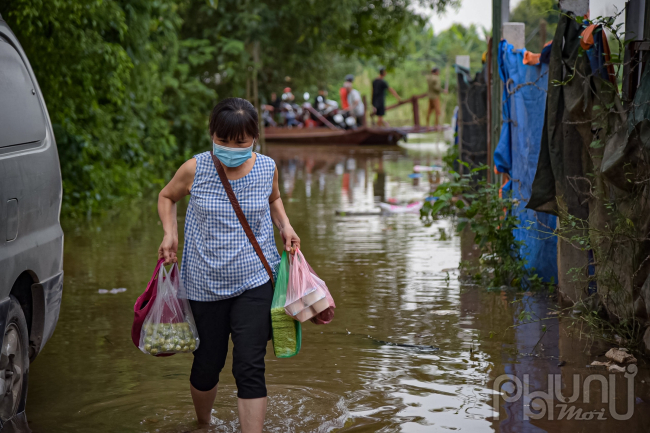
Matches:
[212,140,254,167]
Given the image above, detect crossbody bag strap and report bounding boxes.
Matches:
[210,152,275,287]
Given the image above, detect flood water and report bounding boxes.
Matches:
[24,139,650,432]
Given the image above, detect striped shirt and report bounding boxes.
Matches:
[180,151,281,301]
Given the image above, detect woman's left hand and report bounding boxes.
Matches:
[280,225,300,254]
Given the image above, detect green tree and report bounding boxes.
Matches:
[1,0,460,214]
[178,0,461,100]
[1,0,215,214]
[510,0,559,53]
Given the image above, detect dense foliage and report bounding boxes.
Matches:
[1,0,216,214]
[1,0,458,214]
[510,0,559,53]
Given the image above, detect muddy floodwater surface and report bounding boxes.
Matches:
[25,141,650,432]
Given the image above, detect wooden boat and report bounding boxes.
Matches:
[263,100,447,145]
[264,125,448,145]
[264,126,407,145]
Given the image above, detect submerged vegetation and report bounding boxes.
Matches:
[421,155,547,292]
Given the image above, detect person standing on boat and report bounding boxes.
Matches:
[313,89,328,111]
[426,67,446,127]
[158,97,300,432]
[339,74,353,110]
[346,77,365,127]
[372,68,401,127]
[282,87,295,102]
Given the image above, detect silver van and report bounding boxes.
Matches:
[0,15,64,422]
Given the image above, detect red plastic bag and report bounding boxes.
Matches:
[131,258,164,349]
[285,250,335,323]
[134,262,200,356]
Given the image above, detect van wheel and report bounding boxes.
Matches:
[0,296,29,422]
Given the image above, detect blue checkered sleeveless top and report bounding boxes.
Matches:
[180,151,281,301]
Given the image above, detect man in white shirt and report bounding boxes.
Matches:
[345,75,365,127]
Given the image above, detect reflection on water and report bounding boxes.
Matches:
[24,138,650,432]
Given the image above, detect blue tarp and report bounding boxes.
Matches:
[494,40,558,283]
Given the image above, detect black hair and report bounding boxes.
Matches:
[379,67,386,75]
[209,97,259,142]
[432,67,439,73]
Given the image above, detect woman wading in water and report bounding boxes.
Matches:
[157,97,300,431]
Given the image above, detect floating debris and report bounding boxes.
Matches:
[608,364,627,374]
[378,201,423,214]
[605,348,637,365]
[589,348,637,373]
[98,288,127,294]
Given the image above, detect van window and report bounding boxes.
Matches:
[0,40,46,148]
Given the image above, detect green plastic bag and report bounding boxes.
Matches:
[271,251,302,358]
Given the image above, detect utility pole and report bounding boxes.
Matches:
[490,0,509,182]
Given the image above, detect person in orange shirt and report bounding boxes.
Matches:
[339,74,354,110]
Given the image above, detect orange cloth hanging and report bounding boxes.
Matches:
[523,51,541,66]
[522,42,552,66]
[580,24,597,50]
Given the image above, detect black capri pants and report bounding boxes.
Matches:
[189,280,273,399]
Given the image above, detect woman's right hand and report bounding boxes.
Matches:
[158,234,178,265]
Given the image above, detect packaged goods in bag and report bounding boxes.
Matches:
[308,272,335,324]
[285,250,335,323]
[271,251,302,358]
[138,263,200,356]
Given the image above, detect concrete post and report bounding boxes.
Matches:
[455,55,470,70]
[558,0,589,17]
[502,23,526,50]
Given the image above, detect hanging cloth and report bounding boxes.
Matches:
[580,24,617,87]
[527,13,595,220]
[494,40,558,283]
